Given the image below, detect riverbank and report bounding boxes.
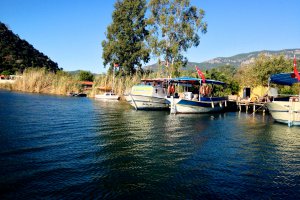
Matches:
[0,69,80,96]
[0,68,149,98]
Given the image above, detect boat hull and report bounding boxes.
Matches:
[167,97,227,114]
[266,101,300,126]
[95,93,120,100]
[124,95,169,110]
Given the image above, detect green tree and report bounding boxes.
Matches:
[235,54,293,87]
[206,65,240,95]
[77,70,94,82]
[102,0,150,76]
[148,0,207,77]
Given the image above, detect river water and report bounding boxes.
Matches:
[0,90,299,199]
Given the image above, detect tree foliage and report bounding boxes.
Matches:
[235,54,293,87]
[0,22,60,74]
[148,0,207,76]
[206,65,240,95]
[102,0,150,76]
[77,70,94,82]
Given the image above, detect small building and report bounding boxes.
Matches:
[238,86,269,101]
[80,81,93,90]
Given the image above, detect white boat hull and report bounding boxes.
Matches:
[266,101,300,126]
[176,102,224,113]
[124,95,169,110]
[167,97,226,114]
[95,93,120,100]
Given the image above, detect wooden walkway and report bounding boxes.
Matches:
[236,101,267,114]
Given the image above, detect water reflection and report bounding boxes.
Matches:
[91,101,231,198]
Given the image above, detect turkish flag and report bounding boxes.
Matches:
[293,55,300,81]
[195,66,206,83]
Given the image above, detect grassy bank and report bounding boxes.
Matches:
[0,68,151,98]
[0,68,82,95]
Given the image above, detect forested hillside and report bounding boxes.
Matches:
[0,22,60,74]
[145,48,300,72]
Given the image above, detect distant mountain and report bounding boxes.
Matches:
[67,70,99,76]
[67,70,83,75]
[0,22,60,74]
[145,48,300,71]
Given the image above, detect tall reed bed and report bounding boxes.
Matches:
[1,68,161,98]
[11,68,80,95]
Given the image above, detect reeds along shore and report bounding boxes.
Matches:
[0,68,80,95]
[0,68,151,97]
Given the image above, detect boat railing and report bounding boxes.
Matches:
[174,92,227,102]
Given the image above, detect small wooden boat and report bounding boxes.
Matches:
[95,92,120,100]
[68,92,87,97]
[95,64,120,100]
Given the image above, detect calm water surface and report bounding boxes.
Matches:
[0,90,299,199]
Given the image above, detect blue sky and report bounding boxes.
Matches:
[1,0,299,73]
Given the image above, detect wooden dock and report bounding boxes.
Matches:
[236,101,267,114]
[227,95,267,114]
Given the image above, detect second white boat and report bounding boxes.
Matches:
[124,78,170,110]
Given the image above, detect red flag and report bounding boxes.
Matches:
[293,55,300,81]
[195,66,206,83]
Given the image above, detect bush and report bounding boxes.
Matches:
[78,70,94,82]
[1,70,11,76]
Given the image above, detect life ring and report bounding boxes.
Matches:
[168,85,175,94]
[169,85,175,94]
[205,85,211,95]
[200,86,206,95]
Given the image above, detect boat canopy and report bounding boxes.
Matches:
[269,73,300,86]
[171,76,226,85]
[141,78,171,82]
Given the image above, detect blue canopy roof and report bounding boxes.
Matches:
[269,73,300,86]
[171,76,226,85]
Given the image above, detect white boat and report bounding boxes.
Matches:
[124,78,170,110]
[95,92,120,100]
[166,77,227,114]
[265,72,300,126]
[95,64,120,101]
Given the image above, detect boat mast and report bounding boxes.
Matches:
[199,79,202,101]
[112,66,115,93]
